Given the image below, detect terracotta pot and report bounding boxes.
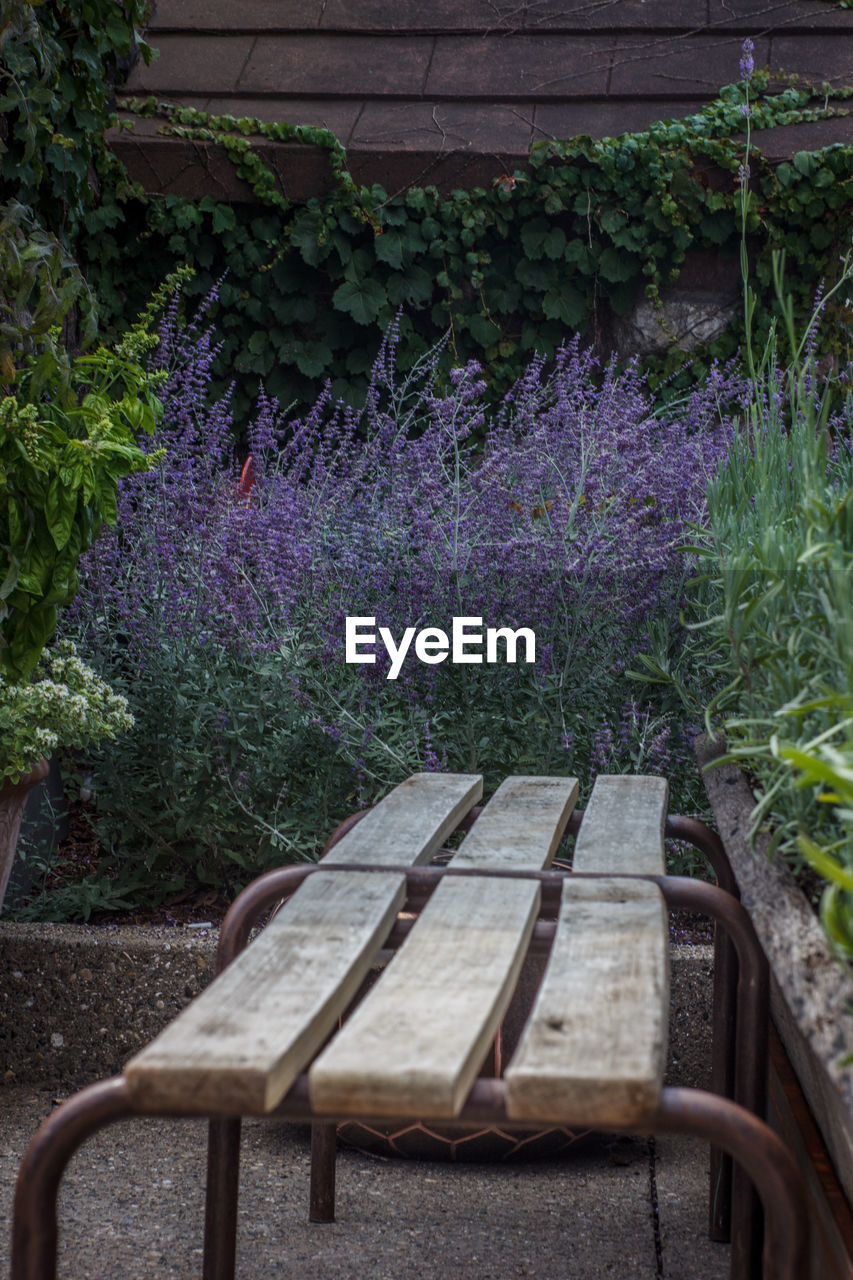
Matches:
[0,758,50,915]
[696,733,853,1279]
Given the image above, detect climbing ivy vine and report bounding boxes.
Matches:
[2,0,852,418]
[0,0,151,239]
[87,74,853,418]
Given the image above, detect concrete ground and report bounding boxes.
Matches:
[1,1085,728,1279]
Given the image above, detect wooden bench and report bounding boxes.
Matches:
[12,773,808,1280]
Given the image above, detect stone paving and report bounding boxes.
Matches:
[111,0,853,198]
[0,1087,729,1278]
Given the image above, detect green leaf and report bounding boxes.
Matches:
[598,247,636,283]
[374,231,405,270]
[332,278,387,326]
[520,217,550,260]
[542,226,567,260]
[290,211,324,266]
[466,314,501,346]
[515,259,555,291]
[44,478,75,550]
[542,285,586,326]
[810,223,834,251]
[212,204,237,233]
[295,341,333,378]
[385,265,434,307]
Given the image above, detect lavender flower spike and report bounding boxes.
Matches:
[740,37,754,81]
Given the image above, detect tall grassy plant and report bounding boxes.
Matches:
[665,223,853,952]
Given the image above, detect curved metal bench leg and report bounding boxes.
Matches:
[658,875,769,1276]
[654,1087,808,1280]
[11,1078,135,1280]
[666,814,741,1244]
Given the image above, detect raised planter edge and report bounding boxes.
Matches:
[695,734,853,1224]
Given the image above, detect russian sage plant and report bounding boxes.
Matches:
[60,298,744,909]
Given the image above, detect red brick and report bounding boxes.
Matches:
[319,0,520,33]
[147,1,324,32]
[534,99,701,141]
[108,124,339,202]
[236,34,434,96]
[348,149,533,195]
[124,35,256,95]
[770,34,853,86]
[750,115,853,159]
[608,33,771,95]
[708,0,853,31]
[523,0,709,31]
[351,101,534,154]
[427,35,614,101]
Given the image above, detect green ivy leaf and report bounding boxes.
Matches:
[374,231,405,270]
[515,259,555,291]
[332,278,387,326]
[295,341,333,378]
[520,217,551,260]
[542,286,585,326]
[467,314,501,346]
[212,204,237,233]
[598,247,637,283]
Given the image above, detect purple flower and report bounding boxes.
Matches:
[63,295,760,872]
[740,38,754,81]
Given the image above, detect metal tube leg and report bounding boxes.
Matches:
[11,1077,135,1280]
[709,919,737,1241]
[731,924,770,1280]
[665,816,742,1245]
[203,1117,242,1280]
[658,876,770,1274]
[309,1122,337,1222]
[655,1087,808,1280]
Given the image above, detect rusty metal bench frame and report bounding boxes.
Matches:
[12,810,806,1280]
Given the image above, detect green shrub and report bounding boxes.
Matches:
[645,248,853,956]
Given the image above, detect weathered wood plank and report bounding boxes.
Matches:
[123,870,406,1114]
[321,772,482,867]
[309,874,540,1118]
[572,774,668,875]
[309,776,575,1116]
[451,774,578,870]
[504,877,669,1125]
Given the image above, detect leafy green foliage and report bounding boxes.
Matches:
[0,293,168,679]
[0,0,151,241]
[5,2,853,420]
[645,245,853,956]
[84,75,853,422]
[0,198,96,380]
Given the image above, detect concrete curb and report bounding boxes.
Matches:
[1,922,714,1092]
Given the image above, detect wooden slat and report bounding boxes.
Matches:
[123,870,406,1114]
[309,876,540,1118]
[320,771,482,867]
[572,774,668,875]
[451,774,579,870]
[309,777,577,1117]
[504,877,669,1125]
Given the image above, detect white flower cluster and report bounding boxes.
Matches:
[1,641,134,783]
